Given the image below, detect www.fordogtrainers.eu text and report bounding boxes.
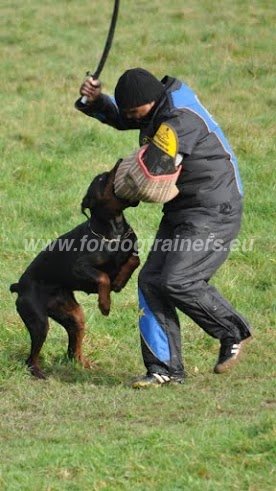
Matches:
[24,235,255,255]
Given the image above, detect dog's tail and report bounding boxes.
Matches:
[10,283,19,293]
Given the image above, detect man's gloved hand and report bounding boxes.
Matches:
[79,76,102,103]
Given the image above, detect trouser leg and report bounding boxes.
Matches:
[138,218,184,377]
[139,285,184,377]
[138,203,252,375]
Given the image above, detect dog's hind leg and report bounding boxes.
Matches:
[47,290,91,368]
[16,288,49,379]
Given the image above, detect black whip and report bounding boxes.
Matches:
[81,0,120,103]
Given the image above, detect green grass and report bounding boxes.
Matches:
[1,0,275,489]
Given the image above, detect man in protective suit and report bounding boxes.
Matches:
[75,67,252,388]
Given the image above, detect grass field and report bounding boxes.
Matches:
[1,0,275,489]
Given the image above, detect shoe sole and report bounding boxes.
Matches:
[214,336,252,374]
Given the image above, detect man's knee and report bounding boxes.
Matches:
[160,275,197,300]
[138,268,160,290]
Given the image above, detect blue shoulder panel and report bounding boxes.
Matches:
[138,288,171,363]
[171,84,243,194]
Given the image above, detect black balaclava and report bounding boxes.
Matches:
[114,68,165,110]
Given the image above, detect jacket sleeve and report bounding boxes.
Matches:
[75,94,128,130]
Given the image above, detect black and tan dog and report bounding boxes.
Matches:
[10,166,140,379]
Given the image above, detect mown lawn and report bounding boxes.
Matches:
[1,1,275,490]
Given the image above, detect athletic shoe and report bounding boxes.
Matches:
[214,335,252,374]
[131,372,184,389]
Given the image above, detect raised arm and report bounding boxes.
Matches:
[75,76,128,130]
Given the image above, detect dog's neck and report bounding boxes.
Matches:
[89,213,127,240]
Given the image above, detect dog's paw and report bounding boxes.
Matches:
[28,365,47,380]
[80,357,92,369]
[112,282,123,293]
[98,302,110,316]
[26,358,47,380]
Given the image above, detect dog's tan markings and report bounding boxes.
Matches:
[112,254,140,292]
[97,272,111,316]
[47,293,91,368]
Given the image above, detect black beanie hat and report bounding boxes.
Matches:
[114,68,164,110]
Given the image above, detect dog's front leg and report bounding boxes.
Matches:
[112,254,140,292]
[97,272,111,316]
[74,258,111,315]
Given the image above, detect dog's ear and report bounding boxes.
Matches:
[81,179,98,217]
[81,172,110,216]
[81,194,93,218]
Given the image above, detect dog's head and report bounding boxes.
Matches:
[81,163,139,219]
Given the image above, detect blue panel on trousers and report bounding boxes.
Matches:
[138,288,171,363]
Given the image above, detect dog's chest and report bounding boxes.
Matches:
[99,231,137,276]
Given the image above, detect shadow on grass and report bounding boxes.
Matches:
[47,354,124,386]
[3,347,125,387]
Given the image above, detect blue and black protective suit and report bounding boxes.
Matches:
[75,76,251,378]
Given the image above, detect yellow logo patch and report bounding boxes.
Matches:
[152,123,179,158]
